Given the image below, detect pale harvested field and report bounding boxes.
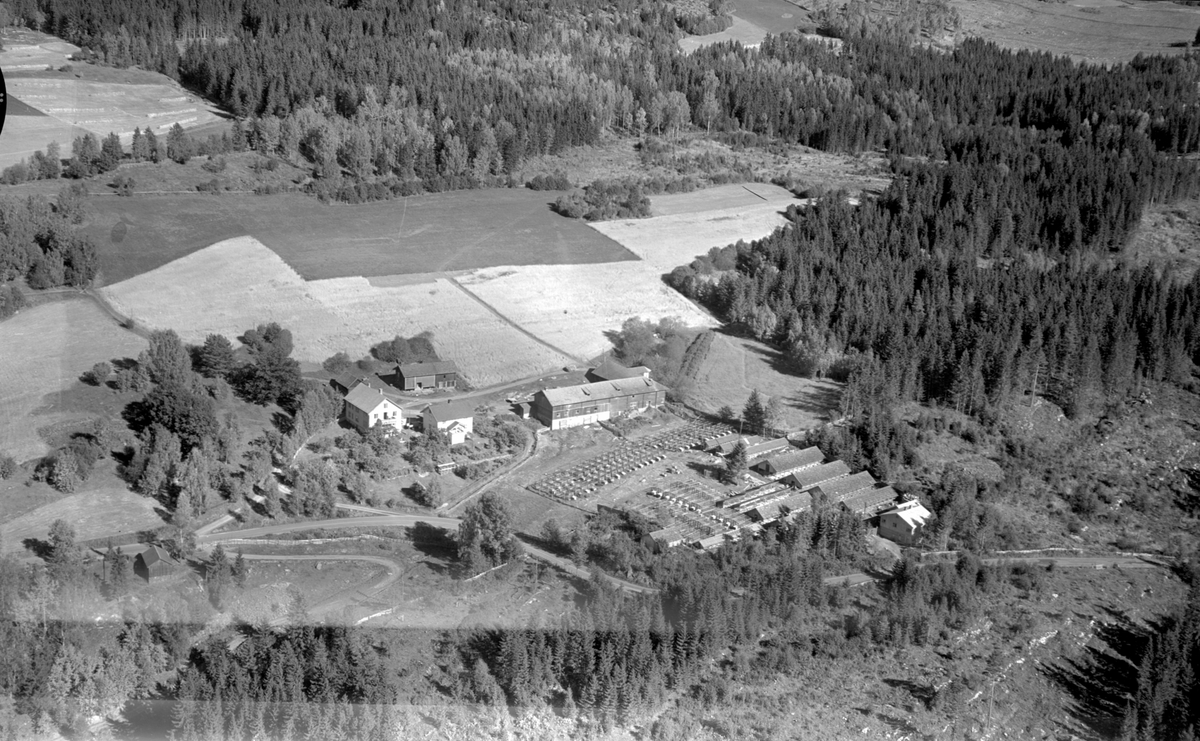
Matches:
[0,28,78,72]
[953,0,1200,65]
[5,76,222,143]
[0,476,163,550]
[101,237,573,386]
[590,196,795,273]
[648,182,797,217]
[305,277,575,385]
[457,262,719,360]
[0,299,146,461]
[686,333,842,431]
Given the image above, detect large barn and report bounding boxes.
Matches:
[532,376,667,430]
[396,361,459,391]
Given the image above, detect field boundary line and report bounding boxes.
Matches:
[741,184,769,202]
[445,275,585,363]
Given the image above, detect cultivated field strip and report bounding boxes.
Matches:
[456,262,718,359]
[100,237,574,386]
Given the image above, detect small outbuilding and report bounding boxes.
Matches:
[134,545,178,583]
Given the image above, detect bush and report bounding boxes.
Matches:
[112,174,135,196]
[525,172,572,190]
[196,178,222,193]
[201,156,227,173]
[0,454,18,479]
[86,361,112,386]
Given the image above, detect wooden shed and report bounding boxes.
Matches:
[134,545,178,583]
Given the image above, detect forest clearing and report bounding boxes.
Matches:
[84,189,636,283]
[592,185,796,272]
[684,333,843,430]
[0,299,146,461]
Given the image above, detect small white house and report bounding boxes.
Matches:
[343,385,406,435]
[422,399,476,445]
[878,499,933,546]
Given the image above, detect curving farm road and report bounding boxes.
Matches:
[200,508,660,595]
[235,553,403,622]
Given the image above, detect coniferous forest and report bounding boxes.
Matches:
[1,0,1199,738]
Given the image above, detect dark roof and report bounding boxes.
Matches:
[588,356,650,382]
[781,460,851,490]
[331,372,364,391]
[754,446,824,474]
[748,490,813,522]
[841,486,898,515]
[705,431,741,451]
[538,376,667,407]
[423,398,477,422]
[138,545,176,567]
[397,360,459,377]
[812,471,877,501]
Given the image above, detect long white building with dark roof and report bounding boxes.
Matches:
[532,376,667,430]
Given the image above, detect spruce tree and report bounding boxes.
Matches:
[722,440,748,485]
[742,390,765,436]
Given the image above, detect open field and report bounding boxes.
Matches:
[0,28,78,72]
[4,76,222,142]
[953,0,1200,64]
[0,298,146,461]
[592,185,796,272]
[0,469,164,550]
[727,0,811,34]
[0,113,94,169]
[647,181,796,217]
[101,237,575,384]
[685,332,843,430]
[456,262,719,360]
[678,15,770,52]
[84,189,636,284]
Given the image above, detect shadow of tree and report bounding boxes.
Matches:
[1041,609,1162,739]
[22,537,52,560]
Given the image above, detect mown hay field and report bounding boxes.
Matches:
[685,333,842,431]
[4,76,222,142]
[0,471,164,550]
[456,262,719,360]
[0,114,94,169]
[590,188,795,273]
[85,190,637,284]
[100,237,574,386]
[0,299,146,462]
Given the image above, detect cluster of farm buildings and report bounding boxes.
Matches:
[330,355,931,551]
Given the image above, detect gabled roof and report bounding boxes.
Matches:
[705,431,741,451]
[331,372,365,391]
[588,356,650,382]
[781,460,851,491]
[538,376,667,407]
[841,486,898,515]
[139,544,176,567]
[423,398,477,422]
[754,446,824,474]
[748,490,812,522]
[397,360,459,377]
[743,438,790,458]
[344,384,398,414]
[811,471,877,501]
[882,499,932,529]
[446,420,470,433]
